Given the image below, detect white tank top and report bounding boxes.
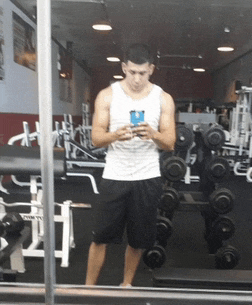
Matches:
[102,81,163,181]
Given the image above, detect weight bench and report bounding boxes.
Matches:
[0,144,91,267]
[153,267,252,290]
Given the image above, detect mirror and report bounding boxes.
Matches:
[1,0,252,295]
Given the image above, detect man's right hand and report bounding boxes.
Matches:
[114,124,135,141]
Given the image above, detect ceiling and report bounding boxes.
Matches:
[13,0,252,76]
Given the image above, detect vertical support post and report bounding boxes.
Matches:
[37,0,56,304]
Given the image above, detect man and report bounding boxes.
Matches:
[85,43,176,287]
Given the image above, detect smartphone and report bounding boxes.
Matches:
[130,110,145,126]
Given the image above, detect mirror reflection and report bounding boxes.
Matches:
[1,0,252,291]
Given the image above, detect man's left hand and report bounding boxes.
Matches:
[132,122,158,140]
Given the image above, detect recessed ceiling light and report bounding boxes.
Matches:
[193,68,205,72]
[107,57,120,62]
[217,46,234,52]
[113,75,124,79]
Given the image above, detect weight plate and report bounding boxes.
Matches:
[209,188,235,214]
[162,156,187,181]
[175,125,194,151]
[204,126,226,151]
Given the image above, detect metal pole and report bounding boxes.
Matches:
[37,0,56,304]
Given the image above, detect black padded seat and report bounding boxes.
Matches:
[0,145,65,177]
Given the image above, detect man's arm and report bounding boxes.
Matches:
[92,87,135,147]
[134,91,176,151]
[152,91,176,151]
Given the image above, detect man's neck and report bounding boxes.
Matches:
[121,81,153,100]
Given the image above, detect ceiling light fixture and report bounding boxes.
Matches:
[113,75,123,79]
[217,46,234,52]
[92,21,112,31]
[193,68,205,72]
[107,57,120,62]
[92,0,112,31]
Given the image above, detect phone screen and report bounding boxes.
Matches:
[130,110,145,126]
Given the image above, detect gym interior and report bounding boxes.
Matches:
[1,0,252,304]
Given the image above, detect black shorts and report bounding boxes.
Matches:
[92,177,163,249]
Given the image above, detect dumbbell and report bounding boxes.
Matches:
[159,186,180,215]
[209,188,235,214]
[215,245,240,269]
[203,126,226,151]
[204,216,235,254]
[205,156,230,182]
[0,212,25,237]
[142,242,166,269]
[175,124,194,151]
[162,156,187,182]
[211,216,235,241]
[156,215,173,247]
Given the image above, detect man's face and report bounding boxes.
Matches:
[122,61,154,92]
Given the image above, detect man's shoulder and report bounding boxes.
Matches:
[159,89,174,111]
[97,85,113,104]
[160,88,173,101]
[99,85,113,97]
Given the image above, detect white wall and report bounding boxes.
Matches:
[0,0,90,115]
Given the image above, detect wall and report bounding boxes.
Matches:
[90,65,214,113]
[152,68,214,101]
[213,52,252,105]
[0,0,90,144]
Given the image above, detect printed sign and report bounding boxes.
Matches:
[13,12,36,70]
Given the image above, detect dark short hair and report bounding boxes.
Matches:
[124,43,154,65]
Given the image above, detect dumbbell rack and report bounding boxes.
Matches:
[143,122,239,270]
[0,178,91,268]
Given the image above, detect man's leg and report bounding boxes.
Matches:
[121,244,143,286]
[85,242,107,285]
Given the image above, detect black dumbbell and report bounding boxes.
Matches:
[156,215,173,244]
[159,186,180,214]
[0,212,25,237]
[211,216,235,241]
[205,156,230,182]
[215,245,240,269]
[142,242,166,269]
[161,156,187,182]
[203,126,226,151]
[209,188,235,214]
[175,124,194,151]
